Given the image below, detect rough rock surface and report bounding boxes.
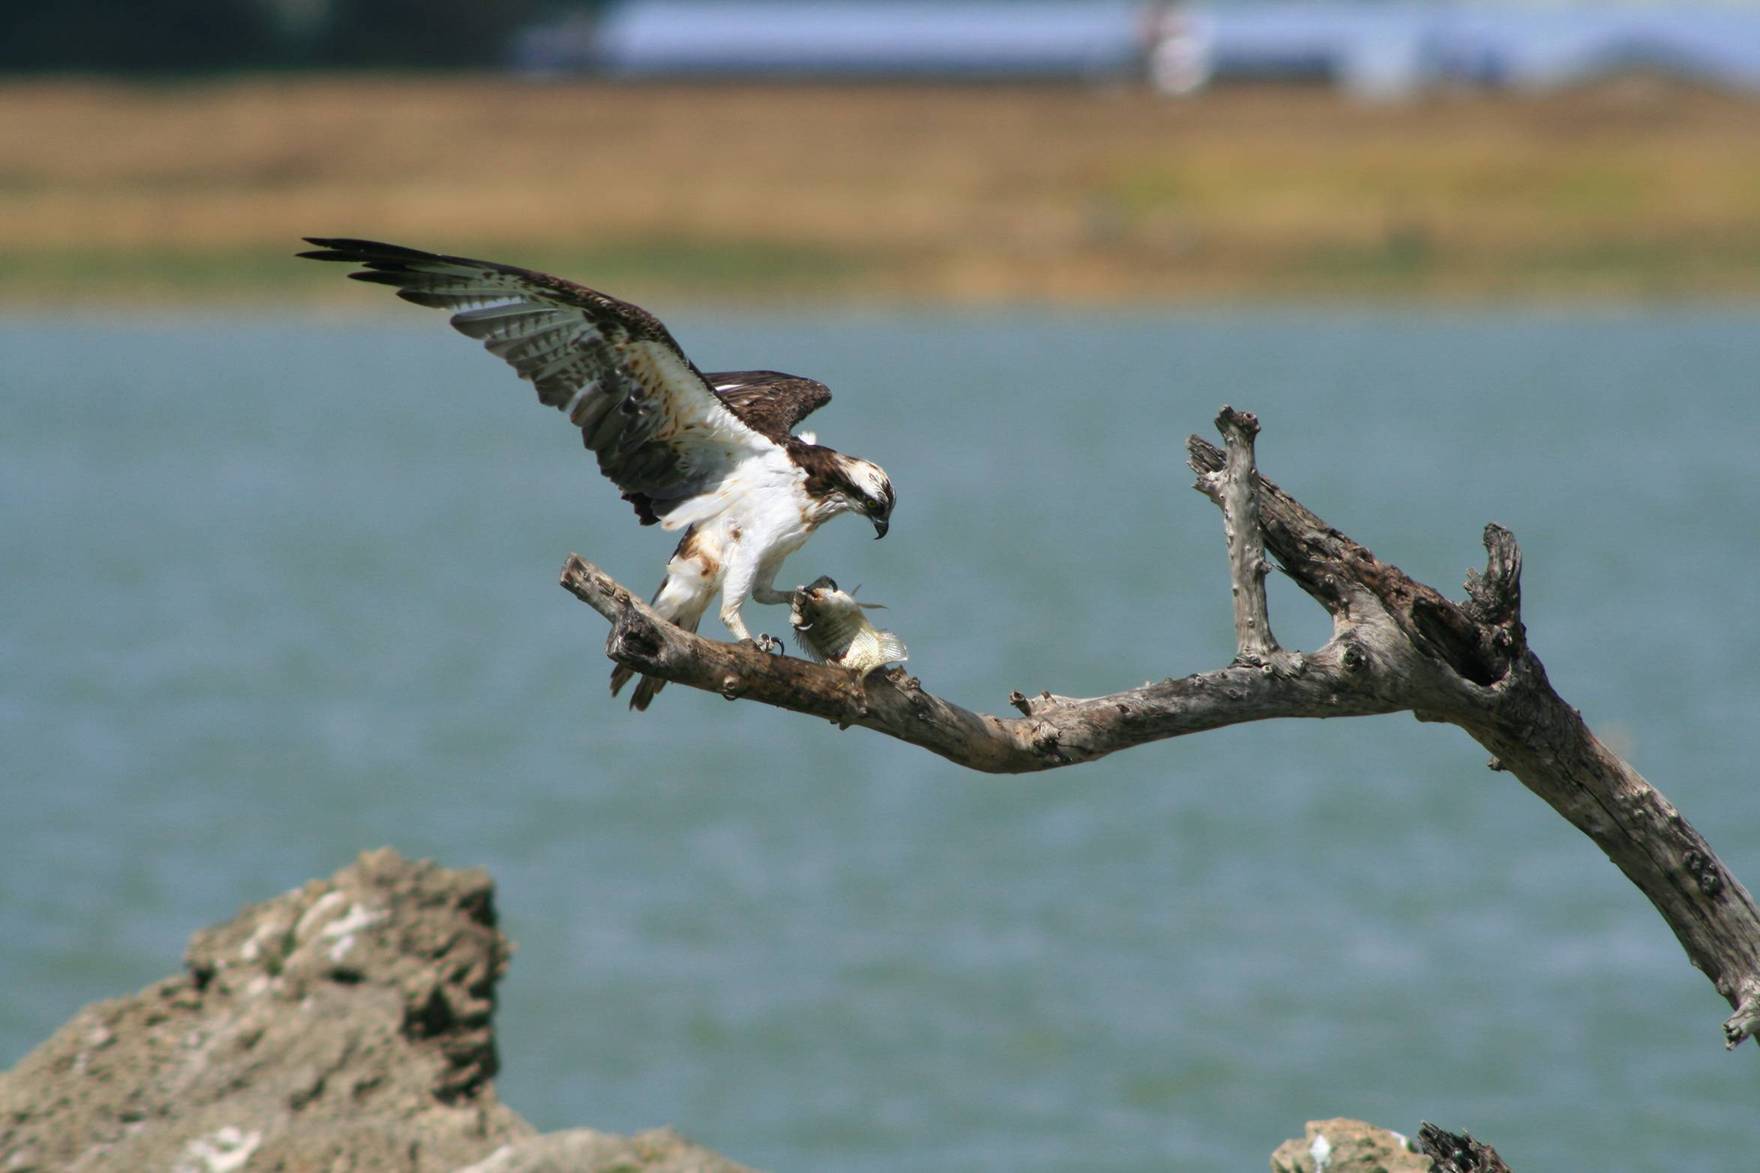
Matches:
[460,1128,752,1173]
[0,848,748,1172]
[1270,1116,1433,1173]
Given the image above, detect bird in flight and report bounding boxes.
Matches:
[300,238,895,710]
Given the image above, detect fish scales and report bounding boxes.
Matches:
[790,576,907,674]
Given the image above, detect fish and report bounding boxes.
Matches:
[789,576,908,674]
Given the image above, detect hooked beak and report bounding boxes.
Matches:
[872,516,889,540]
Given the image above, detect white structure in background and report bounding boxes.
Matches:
[1179,4,1427,98]
[524,0,1155,80]
[511,1,1760,98]
[1147,5,1210,95]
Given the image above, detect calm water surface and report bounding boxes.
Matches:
[4,308,1758,1170]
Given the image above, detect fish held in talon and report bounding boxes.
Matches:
[790,576,908,675]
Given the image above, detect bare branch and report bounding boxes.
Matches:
[1725,983,1760,1051]
[562,554,1395,774]
[558,412,1760,1050]
[1417,1123,1512,1173]
[1202,407,1282,663]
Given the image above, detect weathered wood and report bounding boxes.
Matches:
[1416,1122,1513,1173]
[560,409,1760,1051]
[1203,406,1282,663]
[561,554,1396,773]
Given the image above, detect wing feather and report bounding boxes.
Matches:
[706,370,832,444]
[300,237,779,525]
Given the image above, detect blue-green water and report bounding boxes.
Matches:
[4,308,1758,1170]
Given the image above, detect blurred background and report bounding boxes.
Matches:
[5,2,1760,1171]
[6,0,1760,304]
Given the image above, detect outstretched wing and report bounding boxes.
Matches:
[705,370,832,444]
[299,237,778,526]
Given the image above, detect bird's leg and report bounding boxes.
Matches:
[720,581,784,656]
[751,561,796,608]
[729,565,788,653]
[720,605,755,642]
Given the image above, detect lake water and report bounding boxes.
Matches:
[4,307,1758,1170]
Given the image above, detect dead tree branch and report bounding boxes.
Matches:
[1417,1123,1513,1173]
[560,407,1760,1050]
[1202,406,1283,664]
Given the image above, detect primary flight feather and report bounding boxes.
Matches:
[300,238,895,710]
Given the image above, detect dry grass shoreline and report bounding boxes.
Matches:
[4,74,1759,306]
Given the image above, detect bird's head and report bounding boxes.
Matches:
[834,456,895,539]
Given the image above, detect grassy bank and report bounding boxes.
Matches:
[5,75,1760,305]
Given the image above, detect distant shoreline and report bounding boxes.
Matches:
[5,75,1759,306]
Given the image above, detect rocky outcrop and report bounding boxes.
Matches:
[460,1128,752,1173]
[2,849,1487,1173]
[1269,1117,1514,1172]
[0,848,748,1172]
[1270,1117,1432,1172]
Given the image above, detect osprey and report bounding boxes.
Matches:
[299,238,895,710]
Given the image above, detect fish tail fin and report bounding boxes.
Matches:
[874,630,908,665]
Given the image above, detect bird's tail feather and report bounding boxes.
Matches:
[629,672,667,712]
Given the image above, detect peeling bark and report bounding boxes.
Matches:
[560,407,1760,1052]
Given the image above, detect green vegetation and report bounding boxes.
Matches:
[3,77,1758,305]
